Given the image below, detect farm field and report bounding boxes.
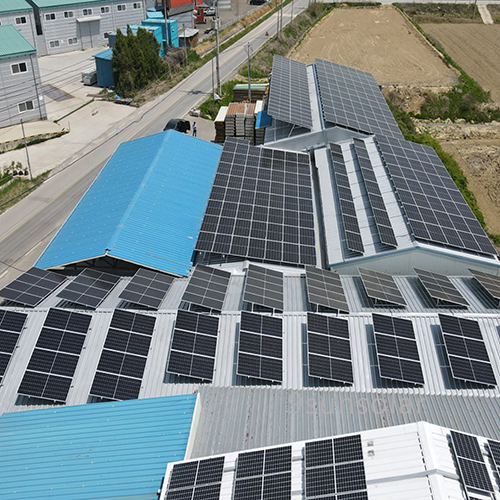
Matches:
[422,24,500,104]
[290,6,457,87]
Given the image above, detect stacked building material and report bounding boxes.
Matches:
[232,84,268,102]
[235,103,246,137]
[244,103,256,143]
[224,103,238,137]
[221,101,263,145]
[214,106,227,144]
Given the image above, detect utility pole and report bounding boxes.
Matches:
[276,0,280,38]
[163,0,168,19]
[20,119,33,181]
[211,56,215,100]
[215,0,221,95]
[182,23,187,61]
[245,42,252,102]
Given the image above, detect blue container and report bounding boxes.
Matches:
[94,48,115,88]
[167,19,179,47]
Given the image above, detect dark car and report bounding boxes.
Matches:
[163,118,191,133]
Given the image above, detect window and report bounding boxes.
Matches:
[15,16,27,24]
[64,11,74,18]
[117,4,126,11]
[45,13,56,20]
[49,40,60,48]
[18,101,34,113]
[68,37,78,44]
[133,2,141,8]
[83,8,93,15]
[103,32,109,39]
[101,6,110,13]
[11,62,28,74]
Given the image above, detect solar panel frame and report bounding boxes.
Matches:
[181,265,231,312]
[469,268,500,304]
[119,268,174,310]
[377,135,497,257]
[439,314,496,386]
[0,310,28,384]
[166,309,220,381]
[0,267,66,307]
[267,55,313,130]
[353,139,398,247]
[305,266,349,313]
[330,144,364,254]
[90,310,156,400]
[57,268,121,309]
[195,138,317,267]
[414,268,468,307]
[243,264,284,311]
[307,312,353,384]
[18,308,91,402]
[358,268,406,307]
[237,311,283,383]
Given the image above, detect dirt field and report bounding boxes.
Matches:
[422,24,500,104]
[290,6,457,86]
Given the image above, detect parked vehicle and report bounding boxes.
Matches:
[249,0,266,5]
[163,119,191,133]
[205,6,216,15]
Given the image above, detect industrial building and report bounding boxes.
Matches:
[1,55,500,499]
[0,24,46,128]
[0,0,37,47]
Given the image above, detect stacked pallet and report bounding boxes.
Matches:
[224,102,238,137]
[214,106,228,144]
[221,101,263,145]
[244,103,256,143]
[232,84,268,103]
[235,103,246,137]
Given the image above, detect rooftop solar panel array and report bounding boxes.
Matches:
[90,310,156,400]
[237,311,283,383]
[487,438,500,486]
[359,268,406,307]
[243,264,283,311]
[167,310,220,381]
[307,312,353,384]
[181,265,231,312]
[305,266,349,312]
[195,138,316,266]
[18,308,91,402]
[450,430,494,494]
[0,310,27,384]
[315,58,403,139]
[305,434,367,499]
[377,135,497,257]
[415,268,468,308]
[353,138,398,247]
[373,313,424,385]
[330,143,364,254]
[268,55,313,130]
[57,268,121,309]
[469,268,500,305]
[119,268,174,310]
[439,314,496,386]
[0,267,66,307]
[234,445,292,500]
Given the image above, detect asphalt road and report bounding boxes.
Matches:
[0,0,307,288]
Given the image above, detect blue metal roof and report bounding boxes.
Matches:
[94,47,112,61]
[36,131,222,276]
[0,394,197,499]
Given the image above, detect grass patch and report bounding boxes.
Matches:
[397,3,481,23]
[488,3,500,23]
[0,171,51,215]
[199,79,243,119]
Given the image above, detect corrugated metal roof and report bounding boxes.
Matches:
[94,47,112,60]
[0,25,35,59]
[0,394,197,499]
[36,131,222,276]
[0,0,32,14]
[31,0,123,8]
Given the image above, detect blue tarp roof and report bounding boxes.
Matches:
[36,131,222,275]
[0,394,197,499]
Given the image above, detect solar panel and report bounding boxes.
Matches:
[377,135,497,257]
[307,312,353,384]
[181,265,231,312]
[119,268,174,310]
[487,439,500,486]
[358,267,406,307]
[414,268,468,308]
[439,314,496,386]
[304,434,366,499]
[166,309,220,381]
[305,266,349,313]
[469,268,500,305]
[372,313,424,385]
[18,308,91,402]
[268,55,313,129]
[0,267,66,307]
[237,311,283,383]
[57,268,120,308]
[315,58,403,140]
[243,264,283,311]
[353,138,397,247]
[330,144,364,254]
[195,138,317,266]
[0,310,28,384]
[234,445,292,500]
[450,430,494,493]
[165,456,225,500]
[90,310,156,400]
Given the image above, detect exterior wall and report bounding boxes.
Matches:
[35,1,147,55]
[0,52,46,128]
[0,10,37,47]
